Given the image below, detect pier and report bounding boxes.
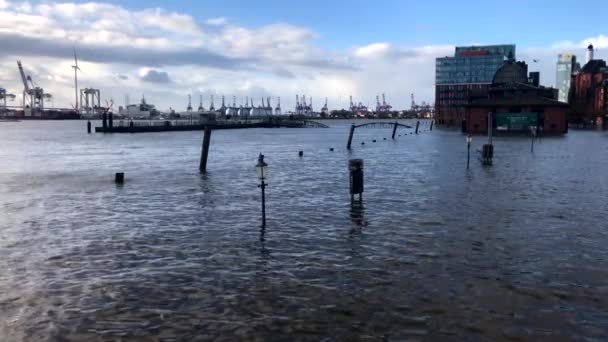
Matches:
[94,116,328,133]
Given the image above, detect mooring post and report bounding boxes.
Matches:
[430,120,434,131]
[87,120,91,134]
[346,124,355,150]
[482,112,494,165]
[199,125,212,173]
[349,159,364,202]
[530,127,536,153]
[415,121,420,134]
[108,113,113,129]
[115,172,124,184]
[102,113,107,132]
[391,121,398,139]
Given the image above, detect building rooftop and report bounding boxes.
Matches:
[581,59,607,73]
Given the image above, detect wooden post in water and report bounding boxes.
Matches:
[102,113,107,132]
[346,124,355,150]
[415,121,420,134]
[392,121,398,139]
[430,120,434,131]
[87,120,91,134]
[108,113,113,129]
[199,125,212,173]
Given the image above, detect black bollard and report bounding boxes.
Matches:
[102,113,107,132]
[482,144,493,166]
[298,151,303,157]
[87,120,91,134]
[115,172,124,184]
[349,159,364,202]
[415,121,420,134]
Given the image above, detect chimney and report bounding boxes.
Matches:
[586,44,594,64]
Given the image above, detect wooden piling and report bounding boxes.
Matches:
[346,124,355,150]
[415,121,420,134]
[199,125,212,173]
[391,121,398,139]
[87,120,91,134]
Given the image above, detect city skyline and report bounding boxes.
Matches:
[0,0,607,111]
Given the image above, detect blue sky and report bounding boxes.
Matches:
[68,0,606,49]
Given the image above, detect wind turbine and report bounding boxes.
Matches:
[71,48,82,110]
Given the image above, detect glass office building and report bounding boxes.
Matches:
[435,45,515,125]
[556,54,580,103]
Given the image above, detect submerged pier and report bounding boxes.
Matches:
[94,116,328,133]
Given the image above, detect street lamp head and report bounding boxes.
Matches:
[256,153,268,180]
[466,135,472,144]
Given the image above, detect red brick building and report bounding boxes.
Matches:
[465,61,568,135]
[569,59,608,127]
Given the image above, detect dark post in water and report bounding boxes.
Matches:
[392,121,398,139]
[530,126,536,153]
[482,112,494,165]
[256,154,268,228]
[199,125,212,173]
[87,120,91,134]
[102,113,107,132]
[115,172,124,184]
[346,124,356,150]
[108,113,114,129]
[415,121,420,134]
[430,120,434,131]
[349,159,364,202]
[466,134,472,169]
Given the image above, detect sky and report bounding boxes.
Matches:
[0,0,607,111]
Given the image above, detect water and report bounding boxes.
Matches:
[1,120,607,341]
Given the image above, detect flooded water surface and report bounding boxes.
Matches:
[1,120,607,341]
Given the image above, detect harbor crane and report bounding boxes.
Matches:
[274,97,281,115]
[198,95,204,112]
[321,97,329,116]
[17,60,50,116]
[187,95,193,112]
[0,88,16,110]
[209,95,215,112]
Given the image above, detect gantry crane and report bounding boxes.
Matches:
[17,60,50,116]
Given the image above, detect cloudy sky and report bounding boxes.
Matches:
[0,0,606,111]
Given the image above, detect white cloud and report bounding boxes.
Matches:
[206,17,227,26]
[0,1,606,112]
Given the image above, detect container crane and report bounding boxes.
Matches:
[198,95,204,112]
[17,60,48,116]
[275,97,281,115]
[209,95,215,112]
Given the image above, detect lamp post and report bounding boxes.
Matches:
[256,154,268,227]
[466,134,472,169]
